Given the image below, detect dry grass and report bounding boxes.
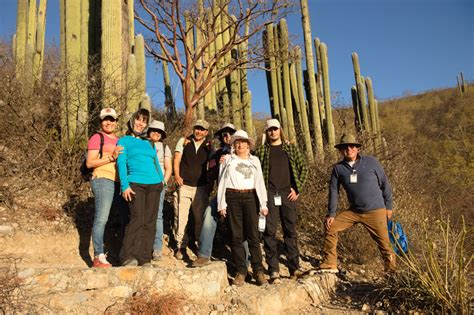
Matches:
[118,290,187,315]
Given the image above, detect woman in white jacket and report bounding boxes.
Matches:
[217,130,268,286]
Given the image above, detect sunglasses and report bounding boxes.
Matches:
[339,144,359,150]
[222,132,233,138]
[266,127,279,132]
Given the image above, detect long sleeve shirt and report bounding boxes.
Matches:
[328,155,393,217]
[117,136,164,191]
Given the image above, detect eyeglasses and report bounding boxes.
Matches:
[266,127,279,132]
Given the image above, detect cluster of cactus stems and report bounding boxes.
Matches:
[457,72,468,96]
[13,0,47,93]
[264,0,337,161]
[55,0,149,141]
[351,52,383,151]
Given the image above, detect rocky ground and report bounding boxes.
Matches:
[0,184,399,314]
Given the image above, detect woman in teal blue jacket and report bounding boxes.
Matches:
[117,108,164,266]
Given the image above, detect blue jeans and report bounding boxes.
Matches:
[198,197,218,258]
[91,178,122,256]
[153,188,166,251]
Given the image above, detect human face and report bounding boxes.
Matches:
[149,129,162,142]
[133,116,147,133]
[221,130,234,145]
[339,144,360,162]
[193,126,208,141]
[233,139,250,157]
[100,116,117,134]
[266,127,281,143]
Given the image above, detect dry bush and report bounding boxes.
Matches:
[118,290,187,315]
[0,258,36,313]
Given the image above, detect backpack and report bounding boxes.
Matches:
[387,219,409,255]
[80,133,104,181]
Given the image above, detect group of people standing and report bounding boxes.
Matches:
[86,107,396,286]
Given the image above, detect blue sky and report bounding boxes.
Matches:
[1,0,472,114]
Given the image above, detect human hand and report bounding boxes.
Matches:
[386,209,393,220]
[112,145,124,160]
[122,187,136,202]
[219,209,227,218]
[260,208,268,216]
[219,154,229,164]
[325,216,335,230]
[287,188,299,201]
[175,175,184,186]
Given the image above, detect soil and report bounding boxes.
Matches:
[0,186,392,314]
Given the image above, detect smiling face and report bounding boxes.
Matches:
[149,129,162,142]
[338,144,360,161]
[193,126,209,141]
[220,129,235,145]
[266,127,282,144]
[133,115,148,133]
[100,116,117,134]
[234,139,250,157]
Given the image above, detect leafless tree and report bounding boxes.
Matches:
[135,0,293,133]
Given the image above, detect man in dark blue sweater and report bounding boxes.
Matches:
[319,134,396,273]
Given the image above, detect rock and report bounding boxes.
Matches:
[361,303,371,312]
[376,301,383,308]
[374,310,387,315]
[213,304,225,312]
[224,286,233,293]
[0,225,13,235]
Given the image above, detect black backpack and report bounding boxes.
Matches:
[80,133,104,181]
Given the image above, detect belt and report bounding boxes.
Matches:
[226,188,255,193]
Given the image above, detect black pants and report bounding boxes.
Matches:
[120,182,163,265]
[263,189,300,273]
[225,190,264,275]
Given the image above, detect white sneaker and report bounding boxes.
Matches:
[93,253,112,267]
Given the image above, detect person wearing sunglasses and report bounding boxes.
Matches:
[86,108,125,267]
[318,134,395,274]
[191,122,236,267]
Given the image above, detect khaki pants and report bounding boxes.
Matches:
[173,184,208,249]
[321,208,396,271]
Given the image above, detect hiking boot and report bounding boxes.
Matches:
[269,271,281,284]
[152,250,163,261]
[191,256,211,268]
[233,273,246,286]
[290,269,304,280]
[122,258,138,267]
[254,272,267,286]
[93,253,112,268]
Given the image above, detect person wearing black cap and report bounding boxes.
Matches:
[191,123,236,267]
[173,119,213,260]
[318,134,395,273]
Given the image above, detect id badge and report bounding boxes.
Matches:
[274,194,282,206]
[350,173,358,184]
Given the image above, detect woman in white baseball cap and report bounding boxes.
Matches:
[86,107,124,268]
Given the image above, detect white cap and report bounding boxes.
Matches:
[148,120,167,139]
[230,130,255,149]
[100,108,118,120]
[264,118,281,131]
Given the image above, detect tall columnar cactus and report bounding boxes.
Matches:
[162,59,175,118]
[319,43,335,152]
[294,46,314,162]
[273,24,287,138]
[265,23,281,119]
[300,0,323,159]
[460,72,467,94]
[140,93,151,110]
[365,77,380,150]
[128,0,135,49]
[279,19,297,143]
[313,37,325,122]
[230,49,242,129]
[195,0,205,120]
[101,0,123,108]
[134,34,146,103]
[32,0,47,83]
[351,52,370,132]
[289,62,303,127]
[213,0,230,119]
[126,53,139,115]
[244,90,254,138]
[351,85,362,132]
[14,0,28,78]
